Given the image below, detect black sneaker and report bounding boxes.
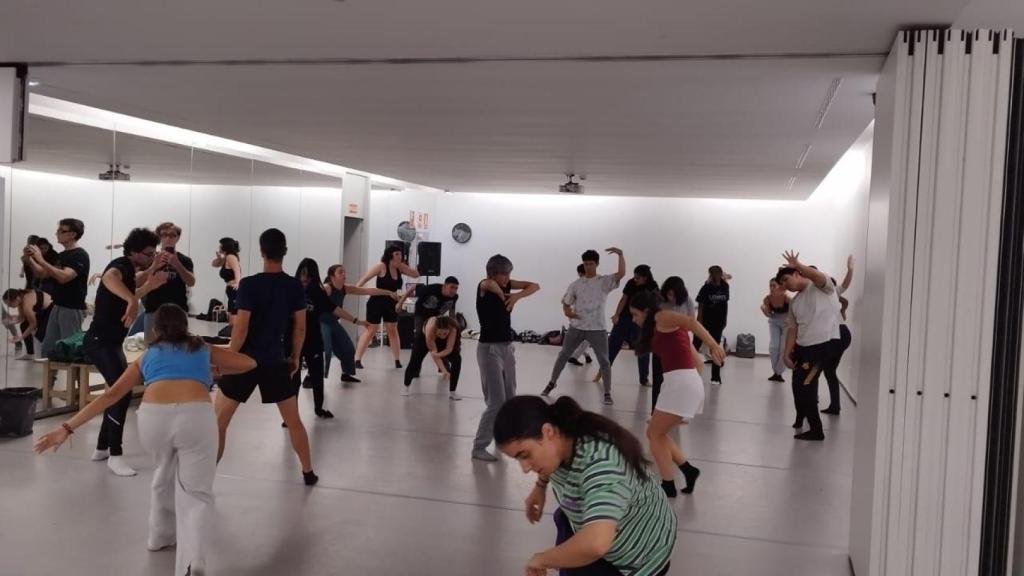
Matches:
[794,430,825,441]
[679,462,701,494]
[341,374,361,383]
[315,409,335,419]
[661,480,678,498]
[303,470,319,486]
[769,374,785,382]
[541,382,557,397]
[567,358,583,367]
[395,360,403,369]
[354,360,364,370]
[603,394,614,405]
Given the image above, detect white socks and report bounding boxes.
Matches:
[91,449,109,461]
[106,456,137,477]
[449,392,462,401]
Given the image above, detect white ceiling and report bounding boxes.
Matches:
[5,0,1011,199]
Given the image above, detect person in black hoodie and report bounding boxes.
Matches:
[695,265,730,385]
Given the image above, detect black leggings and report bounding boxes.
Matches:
[822,325,852,410]
[693,320,725,381]
[553,508,670,575]
[404,332,462,391]
[84,333,130,456]
[18,321,34,355]
[295,348,326,411]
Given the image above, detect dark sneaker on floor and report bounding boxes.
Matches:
[794,430,825,441]
[315,409,335,419]
[603,394,614,405]
[541,382,557,397]
[769,374,785,382]
[341,374,361,383]
[303,470,319,486]
[567,358,583,366]
[395,360,403,369]
[821,407,841,415]
[661,480,678,498]
[354,360,364,370]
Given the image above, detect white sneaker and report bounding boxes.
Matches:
[107,456,137,477]
[400,387,411,397]
[449,392,462,401]
[91,449,110,462]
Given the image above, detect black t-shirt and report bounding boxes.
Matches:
[235,272,306,365]
[696,281,730,326]
[477,281,512,343]
[143,252,194,313]
[414,284,458,320]
[51,247,90,309]
[622,278,658,299]
[295,284,338,353]
[86,257,136,343]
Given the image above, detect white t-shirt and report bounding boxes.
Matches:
[563,274,621,331]
[789,280,841,347]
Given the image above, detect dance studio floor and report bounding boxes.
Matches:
[0,339,855,576]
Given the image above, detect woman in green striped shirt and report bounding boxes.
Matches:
[496,396,676,576]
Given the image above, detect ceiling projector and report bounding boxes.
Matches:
[559,174,584,194]
[99,164,130,182]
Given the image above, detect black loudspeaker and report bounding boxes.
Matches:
[385,240,410,263]
[417,242,442,276]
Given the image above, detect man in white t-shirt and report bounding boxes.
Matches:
[542,247,626,405]
[777,250,842,441]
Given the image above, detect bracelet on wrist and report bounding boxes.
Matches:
[61,422,74,435]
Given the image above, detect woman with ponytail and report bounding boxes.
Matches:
[495,396,676,576]
[35,303,257,576]
[631,290,724,497]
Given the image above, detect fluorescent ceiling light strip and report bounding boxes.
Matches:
[27,94,440,193]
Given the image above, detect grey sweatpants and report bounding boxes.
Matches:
[137,402,217,576]
[473,342,517,452]
[39,305,85,358]
[549,328,612,393]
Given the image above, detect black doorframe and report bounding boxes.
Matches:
[980,37,1024,576]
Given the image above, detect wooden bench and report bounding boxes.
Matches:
[41,360,145,413]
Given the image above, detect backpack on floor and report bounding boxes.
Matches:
[735,333,756,358]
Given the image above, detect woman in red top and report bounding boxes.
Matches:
[631,291,724,498]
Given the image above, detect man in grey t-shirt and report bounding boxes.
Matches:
[776,250,842,441]
[542,248,626,404]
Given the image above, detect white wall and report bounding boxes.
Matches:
[428,131,872,367]
[2,169,343,313]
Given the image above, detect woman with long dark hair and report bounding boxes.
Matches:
[594,264,660,390]
[495,395,676,576]
[294,258,369,418]
[632,290,724,497]
[694,265,730,385]
[35,303,256,576]
[2,288,52,360]
[320,264,397,383]
[649,276,694,407]
[354,246,420,369]
[211,237,242,326]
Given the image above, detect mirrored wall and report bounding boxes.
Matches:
[0,112,345,414]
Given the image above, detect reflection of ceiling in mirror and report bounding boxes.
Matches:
[19,114,345,187]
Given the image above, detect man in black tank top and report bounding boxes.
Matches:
[471,254,540,462]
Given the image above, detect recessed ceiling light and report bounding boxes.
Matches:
[28,81,40,87]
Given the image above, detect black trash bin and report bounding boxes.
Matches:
[0,387,41,437]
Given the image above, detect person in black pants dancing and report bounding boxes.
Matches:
[86,227,166,476]
[596,265,659,387]
[694,266,730,385]
[293,258,369,418]
[321,264,398,383]
[821,256,854,415]
[778,251,842,441]
[402,315,462,399]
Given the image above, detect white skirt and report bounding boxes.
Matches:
[656,369,705,419]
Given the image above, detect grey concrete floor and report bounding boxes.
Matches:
[0,337,855,576]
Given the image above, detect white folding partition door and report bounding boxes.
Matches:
[852,30,1018,576]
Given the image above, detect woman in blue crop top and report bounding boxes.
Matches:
[35,303,256,576]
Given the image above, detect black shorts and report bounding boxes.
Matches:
[366,295,398,324]
[225,287,238,314]
[218,362,297,404]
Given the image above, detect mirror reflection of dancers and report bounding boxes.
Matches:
[354,246,420,369]
[321,264,398,383]
[2,288,52,360]
[211,237,242,326]
[631,291,724,497]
